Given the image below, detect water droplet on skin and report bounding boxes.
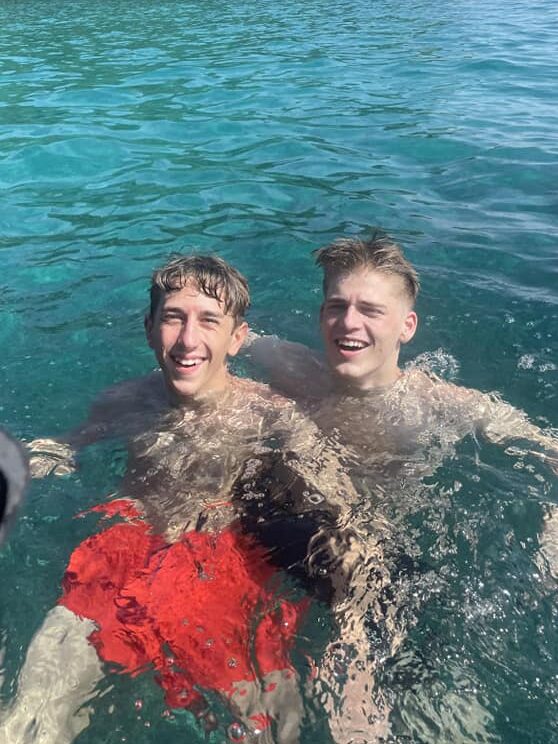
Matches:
[228,657,238,668]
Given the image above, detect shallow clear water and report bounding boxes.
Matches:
[1,0,557,741]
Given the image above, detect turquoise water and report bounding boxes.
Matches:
[1,0,557,741]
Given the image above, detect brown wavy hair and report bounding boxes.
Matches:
[149,254,250,324]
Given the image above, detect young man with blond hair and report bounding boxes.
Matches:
[245,231,558,738]
[247,231,557,468]
[3,254,384,744]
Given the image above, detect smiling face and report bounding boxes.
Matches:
[145,282,248,404]
[320,268,417,390]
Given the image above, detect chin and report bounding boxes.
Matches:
[334,360,376,384]
[332,357,359,373]
[168,379,201,400]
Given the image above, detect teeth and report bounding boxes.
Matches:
[175,358,202,367]
[337,340,366,350]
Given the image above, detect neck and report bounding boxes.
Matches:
[333,366,403,395]
[166,373,234,409]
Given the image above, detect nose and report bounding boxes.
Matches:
[339,304,360,331]
[177,318,200,349]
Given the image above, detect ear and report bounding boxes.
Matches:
[400,311,418,344]
[227,321,249,357]
[144,314,154,349]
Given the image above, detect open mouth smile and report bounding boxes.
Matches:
[334,338,369,353]
[170,354,206,372]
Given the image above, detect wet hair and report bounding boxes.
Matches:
[313,230,420,305]
[149,254,250,324]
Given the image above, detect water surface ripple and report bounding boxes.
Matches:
[1,0,557,742]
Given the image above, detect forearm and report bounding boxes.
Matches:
[478,395,558,471]
[26,394,120,479]
[481,396,548,443]
[441,382,558,466]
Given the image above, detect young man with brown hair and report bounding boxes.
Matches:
[3,255,383,744]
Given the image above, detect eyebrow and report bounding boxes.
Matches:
[358,300,387,312]
[325,297,387,311]
[161,306,226,319]
[199,310,225,320]
[324,296,348,305]
[160,307,183,316]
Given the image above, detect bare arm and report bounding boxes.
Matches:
[243,332,331,400]
[235,406,391,742]
[27,374,163,478]
[430,377,558,475]
[480,396,558,473]
[27,388,122,477]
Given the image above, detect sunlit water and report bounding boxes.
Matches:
[1,0,557,741]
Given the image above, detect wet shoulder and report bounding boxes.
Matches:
[396,368,484,429]
[94,372,165,407]
[248,337,331,402]
[396,368,461,400]
[229,376,310,435]
[230,376,297,415]
[86,372,169,440]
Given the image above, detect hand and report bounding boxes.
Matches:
[27,438,77,478]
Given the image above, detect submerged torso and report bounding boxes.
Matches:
[110,375,300,535]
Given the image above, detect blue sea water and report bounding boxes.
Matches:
[1,0,557,741]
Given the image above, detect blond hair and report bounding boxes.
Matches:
[314,230,419,305]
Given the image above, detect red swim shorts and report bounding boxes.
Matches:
[59,499,306,711]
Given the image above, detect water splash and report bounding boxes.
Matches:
[406,349,461,381]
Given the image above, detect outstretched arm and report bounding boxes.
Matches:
[433,378,558,587]
[27,374,161,478]
[478,395,558,474]
[433,378,558,475]
[26,391,119,478]
[243,332,331,400]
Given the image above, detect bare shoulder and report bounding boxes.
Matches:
[93,372,166,410]
[75,372,168,443]
[397,368,442,396]
[400,368,473,400]
[228,377,313,443]
[230,376,296,411]
[244,334,331,401]
[391,368,482,422]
